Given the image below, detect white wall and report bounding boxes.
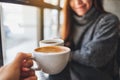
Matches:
[104,0,120,19]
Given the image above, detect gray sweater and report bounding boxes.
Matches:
[49,7,120,80]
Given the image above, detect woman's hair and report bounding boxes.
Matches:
[61,0,105,42]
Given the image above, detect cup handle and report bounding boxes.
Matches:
[29,57,41,71]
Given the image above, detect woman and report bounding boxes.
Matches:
[49,0,120,80]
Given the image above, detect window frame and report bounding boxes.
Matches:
[0,0,62,39]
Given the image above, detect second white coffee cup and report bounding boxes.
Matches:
[39,39,64,47]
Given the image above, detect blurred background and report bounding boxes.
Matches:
[0,0,120,80]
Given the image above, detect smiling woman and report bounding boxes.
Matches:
[49,0,120,80]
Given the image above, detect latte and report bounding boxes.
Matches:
[35,46,66,53]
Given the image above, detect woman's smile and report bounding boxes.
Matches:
[70,0,92,16]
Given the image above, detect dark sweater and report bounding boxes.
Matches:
[49,7,120,80]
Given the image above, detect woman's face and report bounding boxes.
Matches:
[70,0,93,16]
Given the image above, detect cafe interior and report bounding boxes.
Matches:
[0,0,120,80]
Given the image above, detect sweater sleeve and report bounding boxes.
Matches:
[72,14,120,68]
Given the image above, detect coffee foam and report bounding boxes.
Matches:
[35,46,66,53]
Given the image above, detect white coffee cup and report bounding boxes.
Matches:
[32,46,70,74]
[39,39,64,47]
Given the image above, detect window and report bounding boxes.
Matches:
[41,0,62,39]
[60,0,64,7]
[44,9,58,39]
[1,3,40,64]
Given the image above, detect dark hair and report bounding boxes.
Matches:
[61,0,105,43]
[93,0,105,13]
